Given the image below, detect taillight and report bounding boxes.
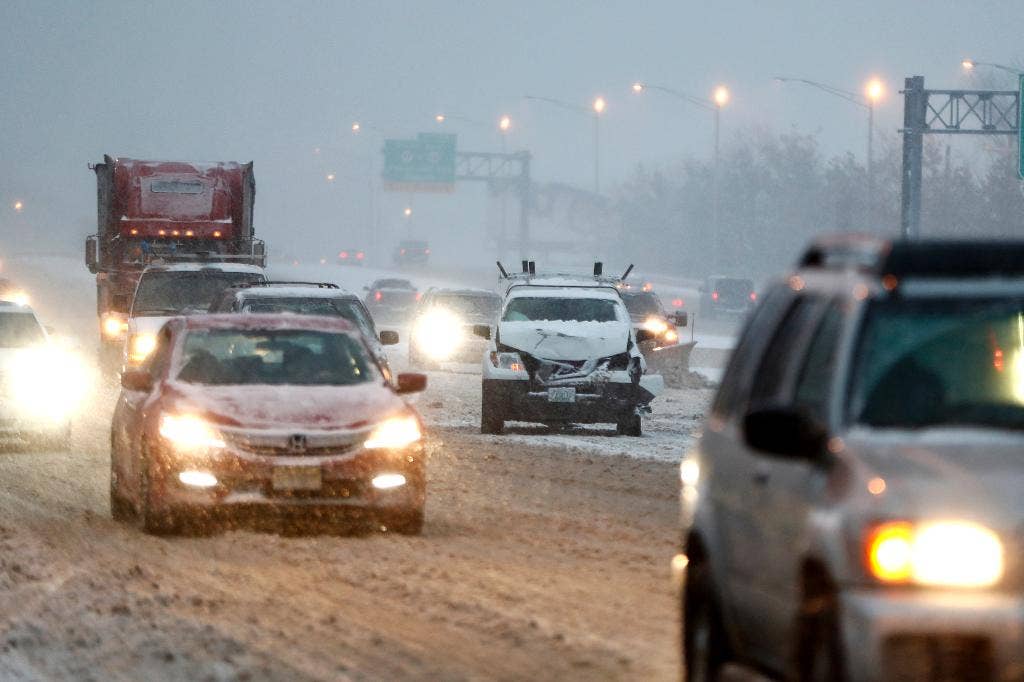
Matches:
[400,249,406,255]
[340,251,349,259]
[994,348,1004,372]
[424,248,431,255]
[711,291,719,301]
[672,298,683,308]
[415,292,423,301]
[750,292,757,301]
[374,291,382,301]
[356,251,365,260]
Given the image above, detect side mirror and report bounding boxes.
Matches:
[672,311,688,327]
[121,369,153,392]
[743,406,827,460]
[396,372,427,394]
[472,324,491,340]
[379,330,399,345]
[85,235,99,274]
[636,329,656,344]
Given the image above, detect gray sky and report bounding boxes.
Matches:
[1,0,1021,259]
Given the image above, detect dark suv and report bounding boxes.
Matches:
[679,236,1024,681]
[699,276,756,319]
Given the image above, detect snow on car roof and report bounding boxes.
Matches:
[506,285,622,301]
[236,287,357,300]
[183,313,357,333]
[143,263,266,274]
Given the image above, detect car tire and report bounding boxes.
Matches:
[138,441,183,535]
[616,413,642,436]
[109,439,135,523]
[794,579,846,682]
[480,385,505,435]
[379,507,424,535]
[683,560,729,682]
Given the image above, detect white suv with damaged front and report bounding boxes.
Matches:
[475,268,663,436]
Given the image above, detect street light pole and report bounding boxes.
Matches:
[523,94,605,194]
[961,59,1023,76]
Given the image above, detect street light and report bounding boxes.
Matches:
[523,94,606,194]
[325,173,336,182]
[631,81,729,269]
[962,59,1022,75]
[351,122,362,133]
[403,207,412,217]
[499,114,512,133]
[12,200,23,212]
[774,76,883,225]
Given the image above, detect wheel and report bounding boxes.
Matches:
[683,561,729,682]
[138,442,183,535]
[616,413,642,436]
[480,384,505,435]
[379,507,424,535]
[794,578,846,682]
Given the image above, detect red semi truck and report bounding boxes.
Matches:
[85,155,265,366]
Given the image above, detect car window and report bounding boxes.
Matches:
[712,285,791,419]
[850,297,1024,430]
[502,297,621,323]
[175,329,378,386]
[792,301,845,424]
[748,296,823,407]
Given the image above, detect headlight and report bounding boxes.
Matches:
[865,520,1004,588]
[663,328,679,343]
[6,347,90,421]
[413,309,463,360]
[159,414,225,450]
[365,415,422,449]
[3,291,30,307]
[489,351,525,372]
[642,316,669,335]
[102,314,128,340]
[128,333,157,364]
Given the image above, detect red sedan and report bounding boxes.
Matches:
[110,314,427,535]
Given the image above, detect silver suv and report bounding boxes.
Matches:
[679,236,1024,681]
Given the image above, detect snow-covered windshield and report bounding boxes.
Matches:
[0,312,45,347]
[176,329,377,386]
[850,298,1024,431]
[241,298,376,337]
[134,271,264,315]
[503,297,620,323]
[434,294,501,319]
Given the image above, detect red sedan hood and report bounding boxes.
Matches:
[165,381,407,430]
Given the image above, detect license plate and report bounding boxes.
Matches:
[548,387,576,403]
[272,466,322,491]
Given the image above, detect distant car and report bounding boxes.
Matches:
[680,236,1024,681]
[337,249,366,266]
[409,288,502,367]
[125,262,267,367]
[699,275,756,319]
[393,240,430,266]
[0,301,86,448]
[110,314,428,535]
[209,281,396,381]
[619,289,686,349]
[364,278,420,324]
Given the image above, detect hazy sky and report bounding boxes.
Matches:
[2,0,1020,259]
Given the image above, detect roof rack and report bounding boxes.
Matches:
[495,261,633,294]
[229,281,340,290]
[798,234,1024,279]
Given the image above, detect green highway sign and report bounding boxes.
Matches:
[382,133,457,192]
[1019,75,1024,179]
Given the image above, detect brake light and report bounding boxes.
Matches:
[424,248,431,255]
[750,292,757,301]
[415,292,423,301]
[356,251,365,260]
[711,291,719,301]
[374,291,382,301]
[994,348,1005,372]
[672,298,683,308]
[339,251,349,259]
